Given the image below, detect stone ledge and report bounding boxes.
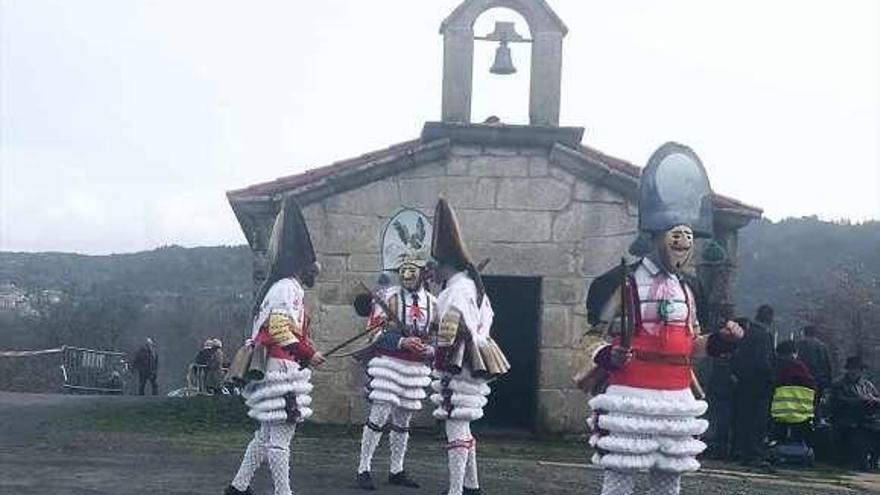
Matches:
[422,121,584,148]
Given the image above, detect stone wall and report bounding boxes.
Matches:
[283,144,639,432]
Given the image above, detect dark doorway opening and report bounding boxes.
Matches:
[480,275,541,431]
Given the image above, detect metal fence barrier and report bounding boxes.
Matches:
[60,346,126,395]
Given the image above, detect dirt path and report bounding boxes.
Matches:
[0,392,876,495]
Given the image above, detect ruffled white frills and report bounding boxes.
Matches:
[588,385,707,473]
[366,356,432,411]
[242,358,313,423]
[430,368,491,421]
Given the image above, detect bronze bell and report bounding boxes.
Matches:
[490,42,516,75]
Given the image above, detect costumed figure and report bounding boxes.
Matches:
[583,143,743,495]
[429,198,511,495]
[356,253,438,490]
[225,198,326,495]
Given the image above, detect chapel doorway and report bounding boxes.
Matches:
[480,275,541,430]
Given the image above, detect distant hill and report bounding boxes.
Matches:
[1,217,878,390]
[0,245,253,391]
[735,218,880,330]
[0,245,252,296]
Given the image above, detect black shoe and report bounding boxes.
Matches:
[388,470,420,488]
[224,485,253,495]
[357,471,377,491]
[463,488,482,495]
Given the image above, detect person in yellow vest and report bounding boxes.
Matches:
[771,340,816,442]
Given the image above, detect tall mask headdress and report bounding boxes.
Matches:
[431,198,473,268]
[431,198,485,303]
[267,196,316,277]
[253,197,316,314]
[639,142,714,238]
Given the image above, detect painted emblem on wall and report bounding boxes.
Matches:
[381,209,432,271]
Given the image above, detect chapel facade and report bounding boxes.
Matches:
[227,0,761,432]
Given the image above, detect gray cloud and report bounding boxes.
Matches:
[2,0,878,254]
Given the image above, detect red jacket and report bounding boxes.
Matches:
[775,357,816,390]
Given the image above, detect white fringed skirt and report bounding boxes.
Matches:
[588,385,708,473]
[430,367,491,422]
[242,358,313,423]
[365,355,432,411]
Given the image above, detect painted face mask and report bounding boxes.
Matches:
[655,225,694,274]
[399,263,422,291]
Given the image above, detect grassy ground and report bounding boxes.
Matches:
[85,395,591,461]
[1,392,878,494]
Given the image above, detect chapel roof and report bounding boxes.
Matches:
[229,127,760,214]
[227,123,762,249]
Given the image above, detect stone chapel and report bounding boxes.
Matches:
[227,0,761,432]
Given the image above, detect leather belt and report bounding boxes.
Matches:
[633,349,691,366]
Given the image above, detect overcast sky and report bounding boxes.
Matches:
[1,0,878,255]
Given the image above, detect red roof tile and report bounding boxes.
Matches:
[227,136,761,218]
[227,138,422,199]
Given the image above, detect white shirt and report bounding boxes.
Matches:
[251,277,305,339]
[634,258,696,335]
[372,285,437,336]
[436,271,494,348]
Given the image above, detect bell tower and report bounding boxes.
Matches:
[440,0,568,126]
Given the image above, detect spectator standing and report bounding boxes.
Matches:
[194,339,225,393]
[205,339,227,394]
[731,307,776,468]
[705,349,736,459]
[797,326,833,398]
[829,356,880,470]
[194,340,215,368]
[133,338,159,396]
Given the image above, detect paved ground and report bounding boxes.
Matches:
[0,392,878,495]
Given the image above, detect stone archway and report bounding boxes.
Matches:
[440,0,568,126]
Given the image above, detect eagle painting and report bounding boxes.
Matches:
[382,209,432,271]
[392,216,427,251]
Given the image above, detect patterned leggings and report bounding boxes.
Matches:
[445,419,479,495]
[357,401,414,474]
[231,422,297,495]
[601,469,681,495]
